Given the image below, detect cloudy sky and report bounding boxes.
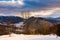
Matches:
[0,0,60,18]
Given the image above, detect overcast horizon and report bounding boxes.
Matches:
[0,0,60,18]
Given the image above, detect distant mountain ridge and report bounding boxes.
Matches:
[0,16,60,24]
[0,16,24,23]
[45,17,60,23]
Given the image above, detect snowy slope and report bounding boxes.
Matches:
[0,34,60,40]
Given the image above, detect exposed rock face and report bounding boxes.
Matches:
[23,17,54,34]
[54,24,60,36]
[0,24,22,35]
[0,25,12,35]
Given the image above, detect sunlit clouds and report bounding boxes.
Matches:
[18,7,60,18]
[0,7,60,18]
[0,0,60,18]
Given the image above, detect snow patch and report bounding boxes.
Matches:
[0,34,60,40]
[14,22,24,28]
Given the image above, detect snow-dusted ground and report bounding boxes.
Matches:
[0,34,60,40]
